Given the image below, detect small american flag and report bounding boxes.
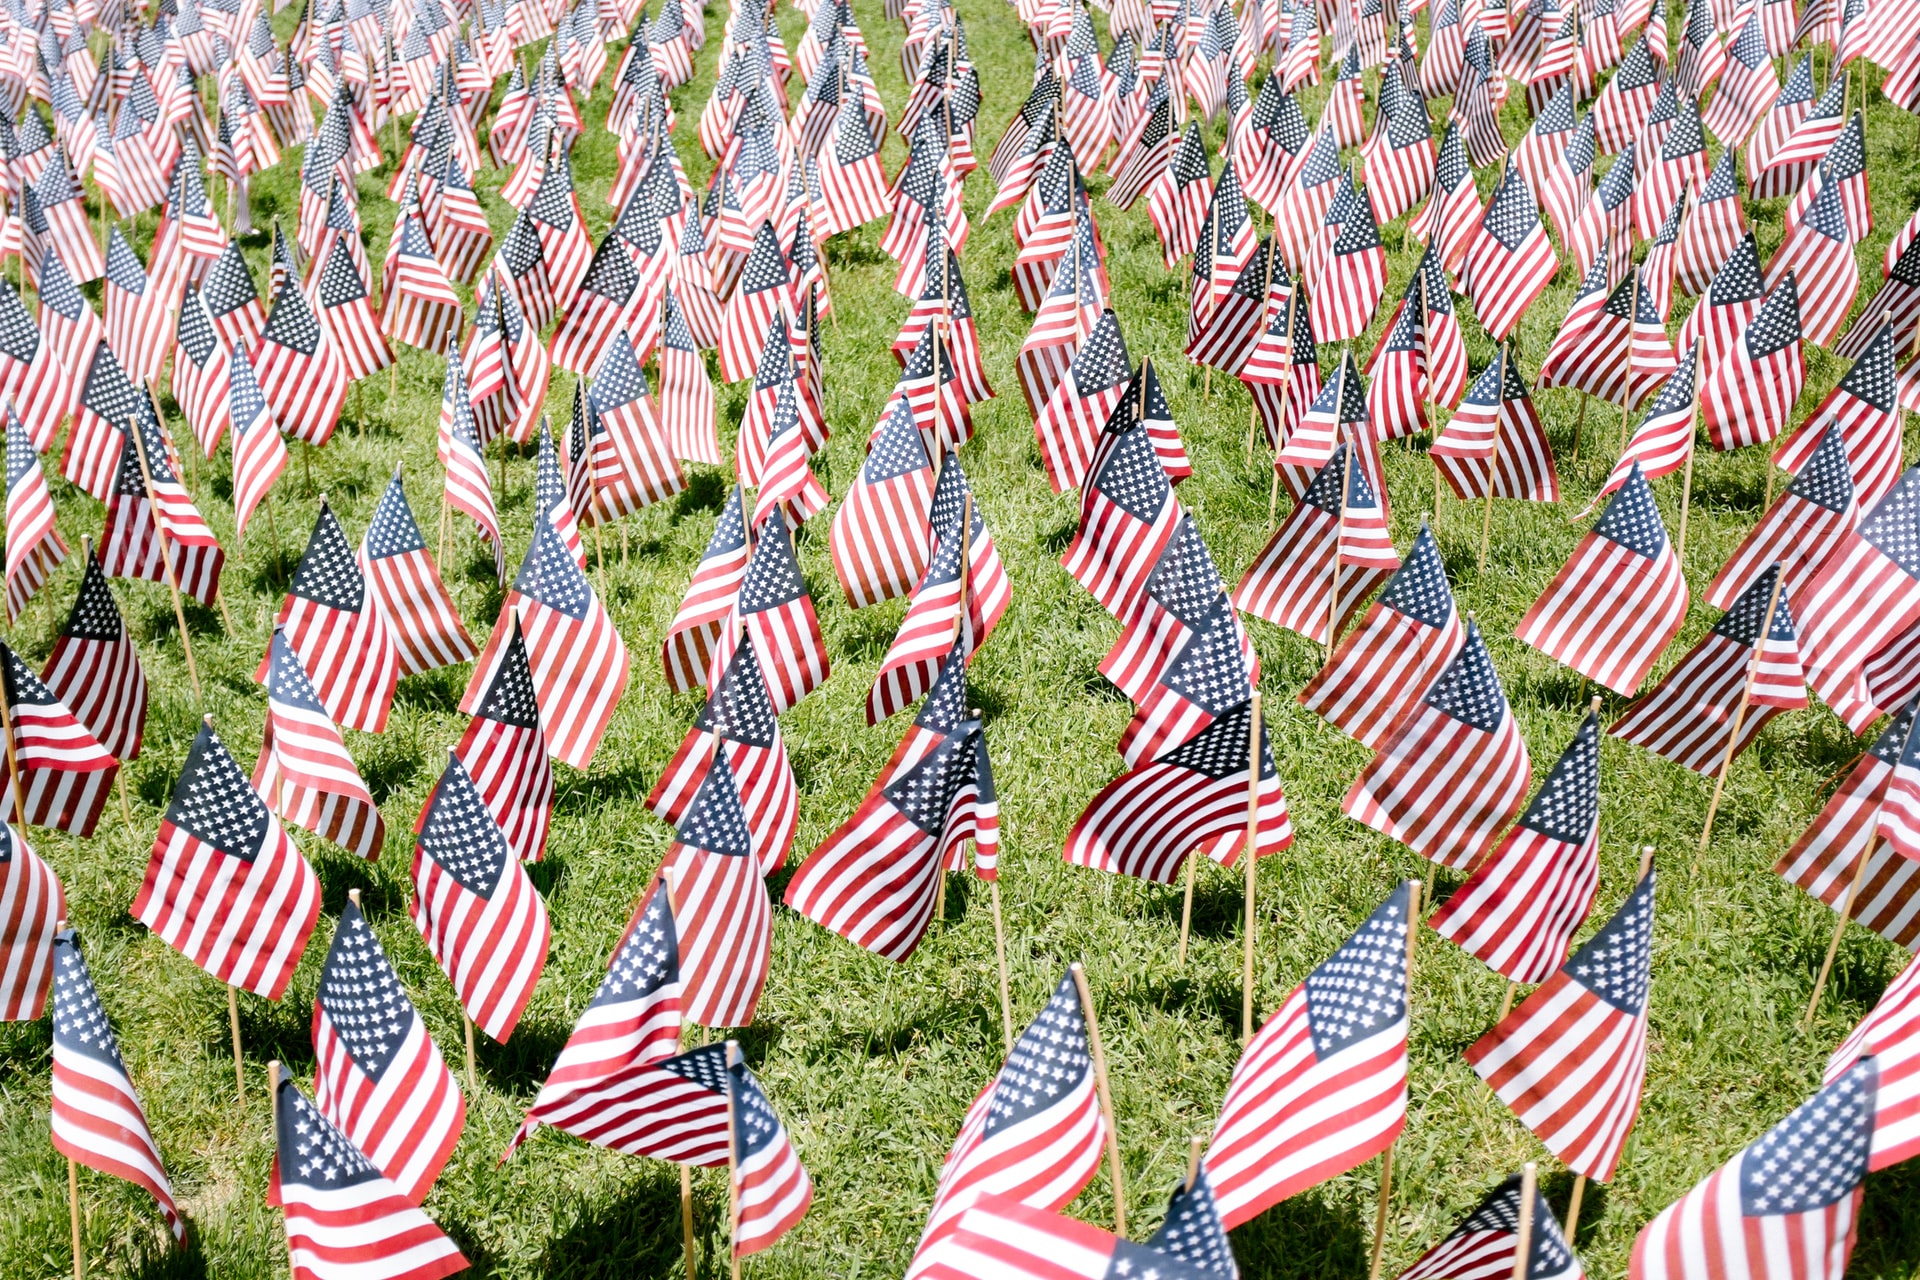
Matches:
[102,228,170,386]
[585,326,686,517]
[203,240,267,353]
[1613,564,1806,772]
[1367,73,1437,225]
[1060,395,1180,620]
[1410,122,1486,281]
[382,200,465,355]
[1432,709,1603,983]
[1587,341,1701,511]
[437,349,505,580]
[923,1194,1217,1280]
[1515,84,1577,224]
[1033,307,1133,493]
[1825,939,1920,1170]
[41,550,146,764]
[1775,320,1904,513]
[1400,1173,1583,1280]
[1236,440,1399,647]
[271,1074,468,1280]
[1102,515,1246,711]
[37,248,106,410]
[535,419,585,568]
[0,820,60,1020]
[550,227,637,378]
[1676,150,1748,299]
[51,930,183,1242]
[1345,620,1533,869]
[1065,697,1293,884]
[254,275,348,447]
[4,409,65,621]
[311,234,393,380]
[661,747,772,1027]
[527,143,594,304]
[1204,882,1412,1228]
[1635,94,1708,242]
[718,221,790,383]
[908,970,1107,1273]
[831,395,935,609]
[1589,36,1661,153]
[1679,231,1766,380]
[715,515,829,714]
[312,898,465,1204]
[1772,174,1858,348]
[1793,466,1920,721]
[66,341,140,503]
[173,288,233,458]
[1465,161,1559,342]
[747,346,830,531]
[1272,124,1340,273]
[1710,426,1857,613]
[361,466,476,677]
[663,486,752,693]
[1750,74,1847,198]
[412,749,551,1042]
[1700,275,1805,451]
[1273,352,1383,507]
[1188,237,1280,379]
[254,628,385,860]
[657,291,721,465]
[1631,1057,1874,1280]
[1309,168,1387,343]
[0,278,72,453]
[455,614,554,866]
[132,719,321,999]
[1538,250,1625,399]
[817,94,892,233]
[1516,464,1689,696]
[262,500,400,734]
[226,342,288,542]
[1014,215,1104,418]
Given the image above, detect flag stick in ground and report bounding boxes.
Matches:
[1185,1134,1204,1188]
[1618,272,1640,454]
[228,983,243,1103]
[681,1162,696,1280]
[1267,311,1299,527]
[1510,1162,1538,1280]
[1806,820,1877,1023]
[1479,344,1509,575]
[1572,392,1589,462]
[1367,878,1421,1280]
[1246,253,1281,465]
[1328,424,1355,660]
[1070,961,1127,1236]
[463,1011,476,1091]
[1178,850,1198,966]
[726,1040,743,1280]
[68,1137,83,1280]
[931,492,974,924]
[1697,565,1787,857]
[128,416,202,705]
[985,812,1014,1052]
[1242,691,1264,1043]
[1677,376,1700,561]
[1566,1172,1587,1241]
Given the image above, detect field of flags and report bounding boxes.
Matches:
[0,0,1916,1269]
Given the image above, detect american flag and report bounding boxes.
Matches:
[463,517,630,770]
[1795,466,1920,721]
[651,632,797,875]
[1343,609,1530,867]
[41,550,145,765]
[663,486,752,693]
[132,720,321,999]
[1631,1057,1875,1280]
[1235,441,1399,648]
[508,874,682,1155]
[263,500,399,734]
[1431,709,1602,983]
[1676,150,1747,300]
[1872,697,1920,860]
[1241,280,1324,452]
[1590,37,1661,154]
[0,819,60,1020]
[4,410,65,621]
[36,153,105,284]
[1065,696,1293,884]
[101,228,170,387]
[1837,233,1920,362]
[1567,143,1637,290]
[253,276,348,447]
[1203,881,1412,1228]
[832,396,936,608]
[1540,255,1672,408]
[226,342,289,542]
[1635,94,1709,242]
[659,747,771,1027]
[1190,158,1259,339]
[1012,143,1088,313]
[50,930,183,1242]
[1014,217,1104,418]
[1704,11,1778,146]
[1309,169,1387,343]
[1824,944,1920,1171]
[1060,395,1181,621]
[312,897,465,1204]
[1679,232,1766,380]
[1516,85,1577,224]
[1700,276,1805,451]
[1110,91,1173,213]
[717,515,829,714]
[254,628,384,860]
[1146,1162,1238,1274]
[1272,124,1340,274]
[535,420,585,568]
[1614,563,1806,772]
[584,326,686,518]
[173,288,233,458]
[362,467,476,677]
[1367,76,1437,226]
[1452,29,1507,168]
[449,612,553,866]
[1465,161,1559,342]
[437,350,505,580]
[1772,174,1858,348]
[1273,352,1378,506]
[38,249,105,432]
[1399,1173,1583,1280]
[98,406,227,608]
[0,278,72,454]
[1188,237,1279,379]
[270,1074,469,1280]
[718,222,790,384]
[550,229,636,378]
[921,1194,1217,1280]
[1588,341,1701,510]
[1775,320,1904,514]
[747,357,830,532]
[1410,123,1485,281]
[1115,582,1260,768]
[1710,426,1857,614]
[1516,464,1690,697]
[907,970,1106,1274]
[657,292,721,465]
[1750,74,1846,198]
[311,234,393,381]
[1101,515,1247,714]
[787,651,997,960]
[818,94,892,234]
[527,143,594,305]
[382,200,465,357]
[1033,308,1133,493]
[203,240,267,354]
[411,749,551,1042]
[889,320,973,455]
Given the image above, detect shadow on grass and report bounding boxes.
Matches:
[1857,1159,1920,1276]
[1228,1182,1372,1279]
[126,1232,210,1280]
[673,467,731,520]
[530,1163,691,1280]
[1038,516,1078,557]
[395,666,468,715]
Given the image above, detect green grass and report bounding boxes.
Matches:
[2,3,1920,1277]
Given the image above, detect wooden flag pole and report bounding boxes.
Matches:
[725,1040,743,1280]
[1696,563,1787,860]
[1478,342,1508,576]
[1618,273,1640,456]
[1177,850,1198,966]
[1185,1135,1204,1189]
[463,1011,478,1092]
[1510,1163,1539,1280]
[1806,820,1877,1024]
[1241,691,1264,1044]
[228,983,245,1103]
[1676,360,1701,562]
[1368,878,1422,1280]
[1571,391,1588,463]
[68,1145,85,1280]
[681,1163,697,1280]
[0,649,28,831]
[932,492,974,927]
[988,875,1015,1052]
[1070,962,1127,1237]
[1327,422,1354,662]
[1565,1173,1587,1241]
[127,416,202,706]
[1266,287,1301,529]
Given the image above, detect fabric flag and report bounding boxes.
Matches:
[659,748,771,1027]
[1700,276,1805,451]
[1629,1059,1875,1280]
[718,222,790,384]
[1398,1174,1583,1280]
[253,628,384,860]
[41,551,146,764]
[437,351,505,580]
[1795,466,1920,725]
[1345,621,1532,868]
[97,407,227,610]
[226,342,288,542]
[832,396,935,608]
[411,750,551,1043]
[102,229,170,387]
[0,821,61,1020]
[662,486,751,694]
[269,1075,469,1280]
[717,516,829,715]
[1709,426,1857,612]
[1235,442,1399,647]
[1464,162,1559,342]
[1099,514,1247,712]
[254,277,348,447]
[0,276,74,453]
[1676,150,1747,300]
[1774,320,1905,514]
[1516,465,1689,696]
[1411,122,1486,280]
[50,930,183,1242]
[0,641,117,838]
[1204,882,1413,1228]
[1310,170,1388,343]
[455,615,554,866]
[1431,349,1559,505]
[584,326,685,517]
[1681,232,1767,379]
[262,500,400,734]
[4,410,65,621]
[1587,342,1700,510]
[1033,308,1134,494]
[507,876,683,1156]
[657,292,720,464]
[907,970,1106,1274]
[132,720,321,1000]
[312,898,464,1204]
[1771,176,1858,348]
[1824,951,1920,1171]
[920,1194,1216,1280]
[312,233,393,380]
[362,467,476,677]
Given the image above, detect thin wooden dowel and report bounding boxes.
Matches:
[228,984,244,1104]
[1510,1163,1539,1280]
[1185,1135,1204,1191]
[1564,1173,1587,1241]
[681,1164,697,1280]
[1806,828,1876,1024]
[1327,420,1354,661]
[1571,392,1588,462]
[1070,962,1127,1237]
[1478,342,1508,576]
[988,879,1014,1053]
[1241,692,1264,1045]
[1177,851,1198,967]
[726,1041,743,1280]
[1497,980,1516,1021]
[1676,446,1695,563]
[68,1157,85,1280]
[463,1011,478,1091]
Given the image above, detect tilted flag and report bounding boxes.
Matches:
[0,277,74,453]
[922,1194,1218,1280]
[1398,1174,1583,1280]
[4,409,65,621]
[1700,276,1805,451]
[361,467,476,677]
[0,821,61,1020]
[1464,162,1558,342]
[1235,442,1399,648]
[1794,467,1920,726]
[832,396,935,608]
[718,516,830,715]
[455,615,554,866]
[1032,308,1134,494]
[102,228,170,386]
[657,292,720,464]
[1823,943,1920,1171]
[662,486,751,694]
[254,629,385,860]
[1710,426,1856,613]
[437,350,504,580]
[262,500,399,734]
[1586,341,1700,510]
[254,276,348,446]
[0,641,118,838]
[41,551,146,764]
[660,749,771,1028]
[1676,149,1747,300]
[1774,319,1905,514]
[226,342,288,542]
[1060,393,1184,620]
[1771,175,1858,348]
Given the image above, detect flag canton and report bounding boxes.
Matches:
[915,647,972,735]
[177,291,219,367]
[1297,126,1342,190]
[1092,425,1171,524]
[1595,145,1636,209]
[1534,85,1576,136]
[1160,698,1271,781]
[4,413,34,488]
[986,970,1092,1136]
[1738,1057,1875,1217]
[1432,123,1471,192]
[1170,122,1211,185]
[1267,86,1311,155]
[1520,713,1600,843]
[278,1081,384,1190]
[739,223,790,296]
[1562,113,1597,177]
[318,239,368,307]
[866,398,935,490]
[1457,1175,1527,1233]
[881,725,981,835]
[1304,885,1411,1058]
[1565,868,1655,1013]
[530,150,579,231]
[1712,233,1765,305]
[82,347,143,429]
[740,518,808,612]
[1661,96,1705,160]
[1073,312,1133,396]
[590,331,650,410]
[1146,1166,1236,1276]
[1823,112,1866,182]
[1162,603,1249,713]
[515,519,595,621]
[1859,469,1920,576]
[1331,191,1383,256]
[205,243,260,315]
[0,279,39,366]
[595,887,679,1010]
[1744,280,1802,358]
[1713,565,1793,645]
[677,750,753,857]
[292,506,366,611]
[1380,527,1454,627]
[655,1042,734,1099]
[228,343,272,431]
[319,903,418,1082]
[1594,468,1669,560]
[1602,272,1641,320]
[266,631,328,713]
[535,422,569,520]
[364,472,428,560]
[62,556,125,642]
[1644,342,1699,418]
[499,211,546,278]
[1803,174,1851,243]
[52,934,130,1069]
[1145,517,1229,628]
[1789,428,1855,513]
[730,1061,787,1160]
[261,286,324,356]
[419,755,513,895]
[1425,624,1508,731]
[1481,166,1542,252]
[104,229,149,295]
[1302,444,1355,517]
[700,636,778,748]
[1835,323,1898,412]
[165,724,272,861]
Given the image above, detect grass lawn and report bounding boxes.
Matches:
[3,1,1920,1276]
